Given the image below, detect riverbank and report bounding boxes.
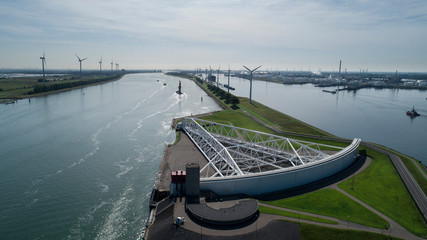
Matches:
[0,73,125,100]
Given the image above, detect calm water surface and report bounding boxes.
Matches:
[220,75,427,164]
[0,73,221,239]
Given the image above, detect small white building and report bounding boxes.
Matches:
[373,81,385,86]
[416,80,427,87]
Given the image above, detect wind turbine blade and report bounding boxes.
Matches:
[243,65,250,72]
[75,53,81,61]
[254,65,262,71]
[82,57,88,61]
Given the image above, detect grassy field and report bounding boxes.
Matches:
[339,146,427,237]
[258,205,338,225]
[201,109,275,134]
[238,97,334,137]
[299,222,403,240]
[261,188,389,229]
[0,76,42,98]
[0,74,123,99]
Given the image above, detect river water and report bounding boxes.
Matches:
[219,75,427,164]
[0,73,221,239]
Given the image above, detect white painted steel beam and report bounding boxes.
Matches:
[181,118,348,179]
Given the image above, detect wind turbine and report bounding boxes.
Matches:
[75,53,88,78]
[217,65,220,88]
[99,57,103,73]
[209,65,212,84]
[243,65,262,104]
[227,64,231,93]
[40,53,47,86]
[111,60,113,72]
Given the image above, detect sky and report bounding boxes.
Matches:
[0,0,427,72]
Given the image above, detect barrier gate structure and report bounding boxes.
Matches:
[180,118,361,196]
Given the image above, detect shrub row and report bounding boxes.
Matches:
[207,83,239,108]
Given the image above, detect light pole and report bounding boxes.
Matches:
[243,65,261,104]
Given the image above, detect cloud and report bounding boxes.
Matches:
[1,0,427,70]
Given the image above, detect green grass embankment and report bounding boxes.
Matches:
[258,205,338,225]
[339,147,427,236]
[238,97,334,137]
[378,145,427,196]
[299,222,403,240]
[201,110,275,134]
[261,188,389,229]
[399,155,427,195]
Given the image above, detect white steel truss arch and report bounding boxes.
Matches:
[181,118,350,179]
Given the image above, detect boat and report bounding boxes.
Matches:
[406,106,420,118]
[322,89,336,94]
[176,80,183,95]
[224,84,235,90]
[163,83,167,86]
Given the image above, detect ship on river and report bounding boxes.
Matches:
[406,106,420,118]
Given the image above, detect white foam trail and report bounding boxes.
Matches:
[98,183,110,193]
[25,199,39,209]
[67,88,163,169]
[116,164,134,178]
[95,185,134,240]
[128,93,181,140]
[67,201,110,240]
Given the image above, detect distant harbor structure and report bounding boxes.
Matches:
[176,80,183,95]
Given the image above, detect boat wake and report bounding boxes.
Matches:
[127,94,180,141]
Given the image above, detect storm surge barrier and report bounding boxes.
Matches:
[181,118,361,196]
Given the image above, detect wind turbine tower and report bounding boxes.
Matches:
[217,65,220,88]
[75,54,88,78]
[99,57,103,73]
[40,53,46,86]
[227,64,231,93]
[111,61,113,72]
[243,65,262,104]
